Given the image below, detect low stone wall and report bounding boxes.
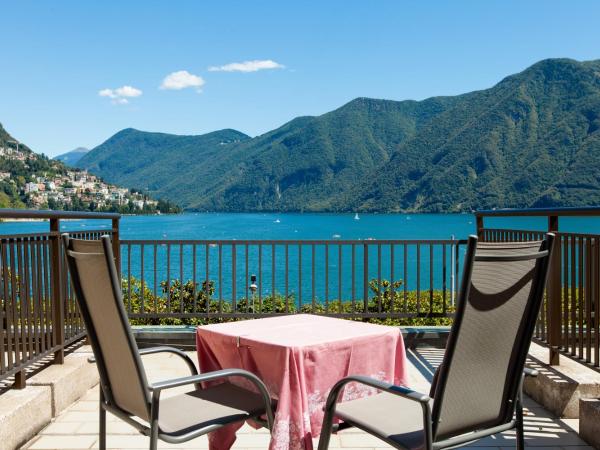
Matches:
[524,342,600,418]
[28,349,98,416]
[0,346,98,450]
[579,399,600,447]
[0,386,52,450]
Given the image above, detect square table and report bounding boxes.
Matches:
[196,314,408,450]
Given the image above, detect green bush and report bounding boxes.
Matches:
[124,275,455,327]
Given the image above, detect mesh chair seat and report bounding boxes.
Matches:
[159,383,268,436]
[336,392,427,450]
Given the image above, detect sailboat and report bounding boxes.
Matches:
[354,213,360,220]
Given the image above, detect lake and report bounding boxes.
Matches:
[2,213,599,303]
[2,212,599,240]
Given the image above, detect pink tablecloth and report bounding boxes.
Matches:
[196,314,408,450]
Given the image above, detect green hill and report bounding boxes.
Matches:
[79,99,455,210]
[195,97,457,211]
[54,147,90,166]
[348,58,600,212]
[78,58,600,212]
[0,123,30,208]
[78,128,251,208]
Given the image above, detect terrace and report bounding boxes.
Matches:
[2,207,600,449]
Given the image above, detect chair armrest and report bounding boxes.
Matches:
[138,346,198,376]
[149,368,274,431]
[88,346,198,377]
[325,375,431,406]
[319,376,433,450]
[523,367,538,377]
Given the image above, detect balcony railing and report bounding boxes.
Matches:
[3,205,600,389]
[1,208,466,389]
[476,206,600,367]
[120,238,467,320]
[0,209,120,389]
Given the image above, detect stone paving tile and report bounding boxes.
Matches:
[80,387,99,402]
[23,347,593,450]
[76,420,139,435]
[229,433,272,448]
[88,434,187,449]
[558,418,579,434]
[339,432,393,448]
[27,435,96,449]
[38,421,82,435]
[337,448,378,450]
[68,401,100,412]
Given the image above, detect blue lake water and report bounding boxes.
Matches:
[2,212,600,240]
[2,213,599,303]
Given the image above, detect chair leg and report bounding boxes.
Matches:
[98,386,106,450]
[99,407,106,450]
[149,421,158,450]
[317,409,335,450]
[516,398,525,450]
[99,390,106,450]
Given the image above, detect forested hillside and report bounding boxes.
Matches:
[78,58,600,212]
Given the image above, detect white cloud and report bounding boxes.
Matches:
[160,70,205,92]
[98,88,116,98]
[115,86,142,98]
[98,85,142,105]
[208,59,285,73]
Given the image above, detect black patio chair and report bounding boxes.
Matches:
[62,234,274,450]
[318,233,555,450]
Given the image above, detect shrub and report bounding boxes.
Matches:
[124,276,454,326]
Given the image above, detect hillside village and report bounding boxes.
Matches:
[0,143,177,213]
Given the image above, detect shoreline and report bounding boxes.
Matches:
[0,218,47,222]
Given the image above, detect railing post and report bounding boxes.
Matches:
[363,243,369,313]
[50,217,64,364]
[112,217,121,278]
[450,235,456,307]
[476,215,484,239]
[14,370,26,389]
[547,214,561,365]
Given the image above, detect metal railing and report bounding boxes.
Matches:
[1,208,467,388]
[0,209,120,388]
[120,238,467,320]
[7,204,597,387]
[477,207,600,367]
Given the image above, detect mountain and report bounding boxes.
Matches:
[0,123,178,213]
[78,128,251,207]
[78,58,600,212]
[348,58,600,212]
[54,147,89,166]
[79,100,455,210]
[190,97,457,211]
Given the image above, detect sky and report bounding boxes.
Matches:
[1,0,600,157]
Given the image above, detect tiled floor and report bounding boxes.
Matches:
[23,346,593,450]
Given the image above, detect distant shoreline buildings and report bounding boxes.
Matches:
[0,144,168,213]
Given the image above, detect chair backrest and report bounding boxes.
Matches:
[63,234,151,421]
[432,234,554,441]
